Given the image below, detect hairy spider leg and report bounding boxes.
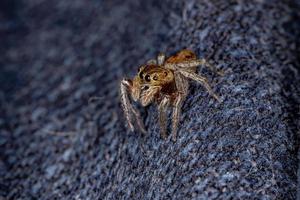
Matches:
[165,59,224,76]
[157,53,166,65]
[120,79,146,133]
[164,61,220,102]
[158,96,169,139]
[171,71,189,141]
[179,70,220,102]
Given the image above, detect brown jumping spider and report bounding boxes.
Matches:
[120,49,222,141]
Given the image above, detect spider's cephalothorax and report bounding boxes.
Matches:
[120,49,223,141]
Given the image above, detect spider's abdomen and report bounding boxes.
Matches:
[165,49,196,64]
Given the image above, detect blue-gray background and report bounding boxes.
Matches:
[0,0,299,199]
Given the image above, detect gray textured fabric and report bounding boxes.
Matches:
[0,0,300,199]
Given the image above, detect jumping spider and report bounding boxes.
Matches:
[120,49,222,141]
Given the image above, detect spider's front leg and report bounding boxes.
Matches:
[172,94,185,141]
[158,96,169,139]
[120,79,146,133]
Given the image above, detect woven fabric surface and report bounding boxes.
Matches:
[0,0,300,199]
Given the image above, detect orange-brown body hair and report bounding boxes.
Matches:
[131,49,197,100]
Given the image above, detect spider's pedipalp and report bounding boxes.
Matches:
[140,86,161,106]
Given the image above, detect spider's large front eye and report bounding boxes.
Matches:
[153,75,158,81]
[139,72,144,79]
[145,74,151,82]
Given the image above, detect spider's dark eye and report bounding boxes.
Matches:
[139,72,144,79]
[153,75,158,81]
[145,74,151,82]
[164,72,168,76]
